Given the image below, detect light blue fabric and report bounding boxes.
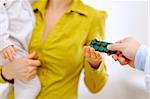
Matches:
[135,45,148,71]
[135,45,150,92]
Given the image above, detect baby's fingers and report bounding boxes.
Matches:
[5,49,14,61]
[3,51,9,59]
[12,45,18,52]
[10,46,16,56]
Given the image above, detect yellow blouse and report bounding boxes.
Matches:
[0,0,108,99]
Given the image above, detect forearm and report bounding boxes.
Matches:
[84,59,108,93]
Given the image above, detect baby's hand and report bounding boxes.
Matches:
[2,45,17,61]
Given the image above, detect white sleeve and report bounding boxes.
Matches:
[0,2,13,52]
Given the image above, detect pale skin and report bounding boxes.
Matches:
[2,45,17,61]
[107,37,141,68]
[2,51,41,81]
[2,0,102,81]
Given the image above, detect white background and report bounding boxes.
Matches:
[0,0,149,99]
[79,0,149,99]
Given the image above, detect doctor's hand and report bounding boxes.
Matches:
[107,37,141,68]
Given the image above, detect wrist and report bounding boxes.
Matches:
[89,60,102,69]
[129,61,135,68]
[2,65,13,80]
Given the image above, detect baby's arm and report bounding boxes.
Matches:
[0,1,14,60]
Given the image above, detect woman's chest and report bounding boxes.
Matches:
[29,13,91,72]
[29,23,88,62]
[29,13,91,53]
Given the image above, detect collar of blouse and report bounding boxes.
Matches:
[32,0,89,18]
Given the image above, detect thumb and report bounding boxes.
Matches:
[26,51,37,59]
[107,43,123,51]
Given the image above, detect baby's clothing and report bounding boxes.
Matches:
[0,0,41,99]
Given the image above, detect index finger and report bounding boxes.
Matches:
[27,59,41,67]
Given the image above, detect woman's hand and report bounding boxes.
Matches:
[83,46,102,69]
[2,51,41,81]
